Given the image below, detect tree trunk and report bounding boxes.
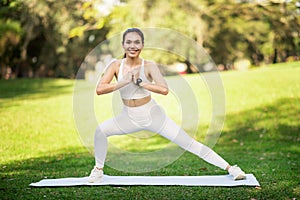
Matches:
[273,48,277,64]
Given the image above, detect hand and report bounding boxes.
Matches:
[129,66,140,77]
[123,71,133,83]
[131,66,141,84]
[123,66,140,83]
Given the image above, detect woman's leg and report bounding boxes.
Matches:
[161,117,229,170]
[89,107,143,183]
[147,102,229,170]
[94,108,142,169]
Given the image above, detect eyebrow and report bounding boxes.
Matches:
[125,39,141,42]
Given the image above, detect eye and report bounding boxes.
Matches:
[134,41,141,44]
[125,40,131,44]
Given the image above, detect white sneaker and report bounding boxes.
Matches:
[88,167,104,183]
[228,165,246,180]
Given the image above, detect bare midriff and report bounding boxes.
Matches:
[122,95,151,107]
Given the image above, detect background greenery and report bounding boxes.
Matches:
[0,62,299,199]
[1,0,299,78]
[1,0,299,199]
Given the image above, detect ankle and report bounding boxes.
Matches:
[95,167,103,171]
[226,165,231,171]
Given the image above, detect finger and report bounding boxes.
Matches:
[131,68,140,75]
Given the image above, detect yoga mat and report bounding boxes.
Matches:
[30,174,259,187]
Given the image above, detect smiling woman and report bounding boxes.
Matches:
[87,28,247,183]
[122,28,144,59]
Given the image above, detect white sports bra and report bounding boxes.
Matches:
[118,59,151,100]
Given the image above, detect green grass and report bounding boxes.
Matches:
[1,61,300,199]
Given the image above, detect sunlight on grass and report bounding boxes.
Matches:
[108,133,170,152]
[221,66,300,114]
[0,62,300,199]
[0,79,83,164]
[1,64,299,164]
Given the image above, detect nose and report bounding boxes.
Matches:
[129,43,136,49]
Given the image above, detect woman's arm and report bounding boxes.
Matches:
[139,62,169,95]
[96,60,132,95]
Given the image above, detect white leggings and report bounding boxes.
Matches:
[94,99,229,170]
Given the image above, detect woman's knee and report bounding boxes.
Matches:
[95,125,108,138]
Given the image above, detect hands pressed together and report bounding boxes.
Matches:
[123,66,141,85]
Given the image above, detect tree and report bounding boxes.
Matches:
[1,0,298,78]
[257,1,300,63]
[0,0,100,78]
[0,0,23,78]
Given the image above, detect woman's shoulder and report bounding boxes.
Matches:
[110,59,122,67]
[144,59,157,68]
[105,59,122,71]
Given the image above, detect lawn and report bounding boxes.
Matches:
[0,61,299,199]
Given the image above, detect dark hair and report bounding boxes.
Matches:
[122,28,144,44]
[122,28,144,58]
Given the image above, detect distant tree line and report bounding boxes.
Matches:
[0,0,299,78]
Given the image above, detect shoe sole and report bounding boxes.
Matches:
[88,177,103,183]
[234,174,246,180]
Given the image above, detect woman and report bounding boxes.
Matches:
[88,28,246,183]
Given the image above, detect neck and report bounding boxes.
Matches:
[125,57,141,67]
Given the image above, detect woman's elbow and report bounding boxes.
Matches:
[96,88,105,95]
[161,87,169,95]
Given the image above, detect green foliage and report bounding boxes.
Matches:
[0,19,22,57]
[106,0,299,68]
[69,1,107,38]
[0,19,22,37]
[0,62,299,199]
[0,0,299,78]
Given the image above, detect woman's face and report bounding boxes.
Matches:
[122,32,144,58]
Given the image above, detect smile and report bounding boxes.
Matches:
[128,49,139,53]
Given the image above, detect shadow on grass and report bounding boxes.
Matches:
[0,148,92,188]
[0,78,74,100]
[214,97,300,199]
[220,97,300,150]
[0,97,299,199]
